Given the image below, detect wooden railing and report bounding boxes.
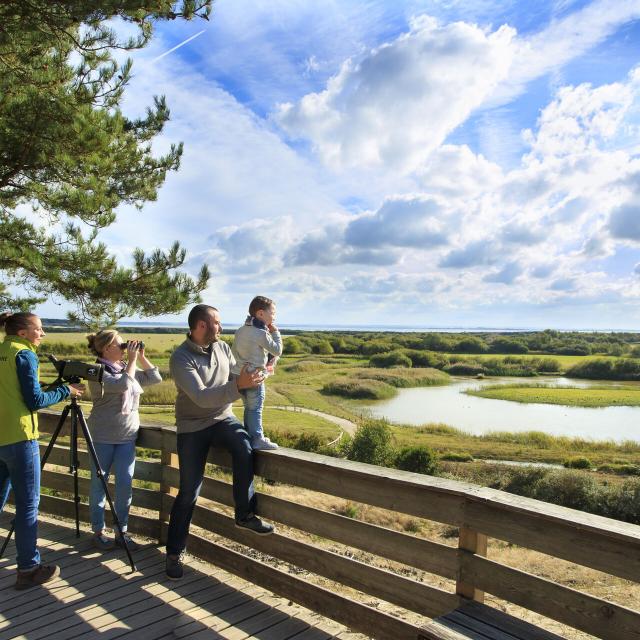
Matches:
[35,412,640,640]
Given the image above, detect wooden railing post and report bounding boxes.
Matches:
[159,428,178,546]
[456,525,488,603]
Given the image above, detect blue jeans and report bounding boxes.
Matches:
[166,417,256,555]
[90,441,136,533]
[241,382,265,440]
[0,439,41,570]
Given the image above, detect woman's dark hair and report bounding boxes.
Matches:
[0,312,38,335]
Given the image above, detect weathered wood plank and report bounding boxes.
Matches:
[41,468,161,511]
[188,471,458,580]
[461,554,640,640]
[187,501,458,618]
[463,498,640,584]
[38,494,160,539]
[456,526,487,602]
[186,532,427,640]
[419,620,482,640]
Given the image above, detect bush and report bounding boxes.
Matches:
[284,337,306,354]
[346,420,394,466]
[453,337,488,353]
[566,358,640,380]
[321,379,396,400]
[563,456,592,470]
[395,446,438,475]
[401,349,449,368]
[444,362,487,376]
[284,360,327,373]
[534,470,599,512]
[597,463,640,476]
[311,340,334,355]
[360,339,394,355]
[369,350,412,368]
[440,451,474,462]
[489,338,529,354]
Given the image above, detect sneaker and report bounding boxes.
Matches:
[166,552,185,580]
[115,532,139,551]
[251,436,278,450]
[92,531,115,551]
[235,514,275,535]
[15,564,60,590]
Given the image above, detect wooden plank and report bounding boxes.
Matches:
[419,620,482,640]
[463,498,640,585]
[186,531,432,640]
[192,472,458,580]
[461,554,640,640]
[207,447,467,525]
[456,527,487,602]
[38,494,160,540]
[41,469,161,511]
[136,425,166,450]
[188,501,458,618]
[450,602,564,640]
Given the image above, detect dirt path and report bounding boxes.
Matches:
[269,405,357,435]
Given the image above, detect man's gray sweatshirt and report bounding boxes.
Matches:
[169,336,241,434]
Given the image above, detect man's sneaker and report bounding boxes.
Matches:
[235,514,275,535]
[166,552,185,580]
[15,564,60,590]
[251,436,278,450]
[115,532,139,551]
[92,531,115,551]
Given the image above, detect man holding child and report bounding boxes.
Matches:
[165,304,275,580]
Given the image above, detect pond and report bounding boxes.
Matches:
[359,377,640,442]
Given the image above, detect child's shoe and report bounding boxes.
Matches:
[251,436,278,450]
[92,530,115,551]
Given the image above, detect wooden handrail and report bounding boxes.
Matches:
[35,412,640,640]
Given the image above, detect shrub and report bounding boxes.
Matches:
[360,339,394,355]
[284,337,306,354]
[536,358,562,373]
[597,463,640,476]
[534,470,599,512]
[294,432,324,452]
[440,451,474,462]
[489,338,529,354]
[346,420,394,466]
[566,358,640,380]
[563,456,592,470]
[453,337,488,353]
[321,379,396,400]
[369,350,412,368]
[311,340,334,355]
[401,349,449,368]
[444,362,487,376]
[395,446,438,475]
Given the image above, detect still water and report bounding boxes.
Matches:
[360,377,640,442]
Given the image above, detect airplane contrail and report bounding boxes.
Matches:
[151,29,206,63]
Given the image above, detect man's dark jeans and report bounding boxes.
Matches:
[166,417,256,555]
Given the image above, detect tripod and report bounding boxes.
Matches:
[1,395,136,572]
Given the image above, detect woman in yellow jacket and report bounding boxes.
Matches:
[0,312,83,590]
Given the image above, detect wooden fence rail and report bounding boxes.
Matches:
[33,411,640,640]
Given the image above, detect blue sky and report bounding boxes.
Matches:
[36,0,640,328]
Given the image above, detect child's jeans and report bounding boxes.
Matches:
[241,382,265,441]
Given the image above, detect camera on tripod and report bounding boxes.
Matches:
[48,354,104,384]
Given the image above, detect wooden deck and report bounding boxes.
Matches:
[0,512,359,640]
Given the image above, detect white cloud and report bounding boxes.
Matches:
[275,17,515,171]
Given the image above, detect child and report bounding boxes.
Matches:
[231,296,283,450]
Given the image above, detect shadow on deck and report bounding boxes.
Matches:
[0,513,350,640]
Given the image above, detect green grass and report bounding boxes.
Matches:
[446,352,616,369]
[466,383,640,407]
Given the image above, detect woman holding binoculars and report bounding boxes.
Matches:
[86,330,161,551]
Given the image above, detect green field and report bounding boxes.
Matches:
[446,352,612,369]
[466,383,640,407]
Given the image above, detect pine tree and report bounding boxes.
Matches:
[0,1,213,327]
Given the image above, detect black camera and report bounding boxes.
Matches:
[119,340,145,351]
[48,354,104,383]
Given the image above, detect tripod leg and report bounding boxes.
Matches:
[0,404,72,559]
[70,408,81,537]
[76,407,136,572]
